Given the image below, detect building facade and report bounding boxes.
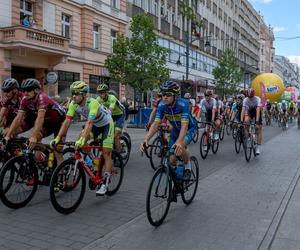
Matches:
[275,55,299,88]
[127,0,267,98]
[258,17,275,73]
[0,0,128,99]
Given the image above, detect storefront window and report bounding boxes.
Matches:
[58,71,80,98]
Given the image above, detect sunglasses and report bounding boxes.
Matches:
[162,92,173,97]
[3,89,12,93]
[23,88,35,93]
[71,92,82,96]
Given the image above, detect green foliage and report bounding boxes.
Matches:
[212,49,243,97]
[105,14,170,92]
[179,0,202,28]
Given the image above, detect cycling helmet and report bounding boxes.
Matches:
[282,100,286,104]
[70,81,89,93]
[2,78,19,92]
[267,99,270,103]
[228,97,233,102]
[245,88,255,98]
[160,80,180,95]
[237,94,244,100]
[184,93,191,99]
[21,78,41,91]
[204,89,213,96]
[215,95,220,100]
[97,83,109,92]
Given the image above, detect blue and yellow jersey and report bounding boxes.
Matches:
[154,98,195,130]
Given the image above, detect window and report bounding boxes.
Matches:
[89,75,110,94]
[93,24,100,50]
[111,0,118,9]
[57,71,80,98]
[111,30,117,52]
[61,14,71,38]
[20,0,33,23]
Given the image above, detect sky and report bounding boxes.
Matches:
[249,0,300,65]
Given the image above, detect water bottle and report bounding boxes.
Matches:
[175,163,185,180]
[85,156,93,170]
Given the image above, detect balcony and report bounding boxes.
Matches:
[0,26,70,56]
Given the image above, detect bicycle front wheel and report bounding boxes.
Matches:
[219,124,225,141]
[119,135,130,167]
[50,158,86,214]
[0,155,38,209]
[149,137,164,170]
[234,130,242,154]
[106,151,124,196]
[181,156,199,205]
[244,133,252,162]
[200,132,209,159]
[212,137,219,154]
[146,167,171,227]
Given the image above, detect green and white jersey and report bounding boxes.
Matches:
[66,97,112,127]
[97,94,124,116]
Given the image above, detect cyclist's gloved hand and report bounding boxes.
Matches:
[50,136,61,149]
[75,137,86,147]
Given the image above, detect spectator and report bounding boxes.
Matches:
[29,16,37,29]
[22,15,31,27]
[121,97,129,121]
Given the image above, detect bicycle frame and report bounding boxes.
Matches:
[74,145,104,186]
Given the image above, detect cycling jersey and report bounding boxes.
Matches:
[67,97,112,127]
[281,102,287,111]
[2,92,24,115]
[97,94,124,116]
[289,102,295,109]
[243,96,262,113]
[297,100,300,109]
[19,92,65,117]
[231,102,243,122]
[266,103,272,111]
[199,98,217,111]
[155,98,195,130]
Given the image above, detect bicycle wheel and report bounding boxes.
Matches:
[146,167,171,227]
[226,123,232,136]
[62,147,75,159]
[192,127,199,143]
[122,132,132,151]
[244,133,252,162]
[219,124,225,141]
[106,152,124,196]
[234,130,242,154]
[181,156,199,205]
[150,137,163,170]
[200,132,209,159]
[0,155,38,209]
[50,158,86,214]
[212,137,219,154]
[119,135,130,167]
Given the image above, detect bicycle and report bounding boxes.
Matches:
[265,110,271,126]
[145,124,170,171]
[232,122,245,154]
[243,121,258,162]
[0,141,62,209]
[49,141,124,214]
[145,144,199,227]
[199,121,220,160]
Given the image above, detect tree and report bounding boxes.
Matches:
[105,13,170,94]
[212,48,244,97]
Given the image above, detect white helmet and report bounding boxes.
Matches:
[282,100,286,104]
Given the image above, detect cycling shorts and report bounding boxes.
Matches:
[91,120,114,149]
[168,127,195,147]
[112,114,125,131]
[247,108,262,125]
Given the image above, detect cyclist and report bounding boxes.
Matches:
[265,99,273,124]
[230,94,244,123]
[146,89,163,130]
[140,80,196,175]
[5,78,66,151]
[51,81,114,195]
[197,89,218,147]
[0,78,27,135]
[279,100,288,128]
[288,100,296,121]
[96,84,124,153]
[241,88,262,155]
